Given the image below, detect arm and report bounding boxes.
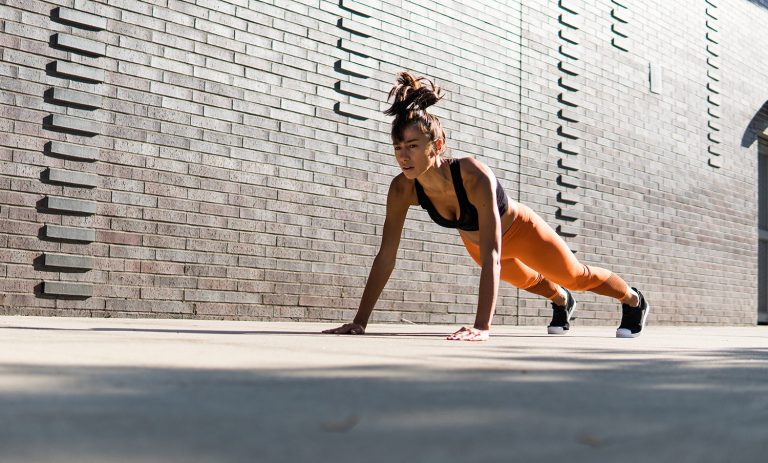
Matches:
[463,159,502,331]
[323,175,412,334]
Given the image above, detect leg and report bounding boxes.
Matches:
[508,204,632,301]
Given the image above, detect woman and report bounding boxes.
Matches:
[323,72,649,341]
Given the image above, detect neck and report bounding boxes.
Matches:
[416,156,451,191]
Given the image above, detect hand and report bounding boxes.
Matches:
[446,326,489,341]
[322,323,366,335]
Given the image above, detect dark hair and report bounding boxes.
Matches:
[384,72,446,149]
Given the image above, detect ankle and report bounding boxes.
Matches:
[550,288,568,307]
[622,288,640,307]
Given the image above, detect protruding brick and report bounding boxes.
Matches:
[558,142,581,155]
[47,141,99,161]
[558,174,581,188]
[558,60,580,75]
[557,206,581,221]
[558,108,581,122]
[611,8,630,23]
[50,61,105,82]
[53,7,107,30]
[557,125,579,139]
[340,0,375,17]
[43,281,93,297]
[612,36,629,52]
[46,168,99,188]
[337,60,371,78]
[45,196,97,214]
[558,92,580,107]
[559,13,582,29]
[649,62,663,94]
[557,224,579,237]
[338,38,372,57]
[338,18,374,37]
[557,191,579,204]
[44,224,96,242]
[558,76,579,91]
[334,102,374,120]
[558,28,579,44]
[337,81,370,99]
[611,23,628,37]
[51,33,106,56]
[43,253,94,269]
[46,114,102,135]
[559,0,579,14]
[559,44,580,60]
[558,156,582,170]
[49,88,103,109]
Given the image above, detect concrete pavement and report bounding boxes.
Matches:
[1,316,767,463]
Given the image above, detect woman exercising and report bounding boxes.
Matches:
[323,72,649,341]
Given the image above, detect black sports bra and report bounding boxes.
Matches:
[413,158,509,232]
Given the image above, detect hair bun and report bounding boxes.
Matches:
[384,72,443,117]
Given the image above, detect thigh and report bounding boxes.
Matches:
[511,207,586,285]
[499,256,541,288]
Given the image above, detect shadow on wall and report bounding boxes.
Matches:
[741,100,768,147]
[746,0,768,9]
[0,348,767,463]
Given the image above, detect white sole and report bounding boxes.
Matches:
[616,302,650,338]
[547,300,576,335]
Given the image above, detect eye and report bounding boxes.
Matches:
[409,144,417,148]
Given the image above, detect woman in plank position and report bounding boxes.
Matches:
[323,72,649,341]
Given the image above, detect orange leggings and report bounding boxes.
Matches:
[461,203,631,300]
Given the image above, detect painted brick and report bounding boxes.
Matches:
[0,0,764,327]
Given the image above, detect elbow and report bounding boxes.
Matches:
[481,250,501,269]
[375,251,397,269]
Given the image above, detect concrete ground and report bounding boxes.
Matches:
[0,316,766,463]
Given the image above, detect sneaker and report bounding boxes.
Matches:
[548,288,576,335]
[616,287,650,338]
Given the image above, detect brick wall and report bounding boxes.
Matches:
[1,0,766,326]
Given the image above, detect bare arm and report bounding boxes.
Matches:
[323,175,412,334]
[463,159,502,331]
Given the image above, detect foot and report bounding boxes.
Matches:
[616,287,650,338]
[447,326,489,341]
[548,288,576,335]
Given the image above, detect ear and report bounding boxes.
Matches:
[433,138,445,156]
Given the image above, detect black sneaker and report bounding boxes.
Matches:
[616,287,650,338]
[548,288,576,335]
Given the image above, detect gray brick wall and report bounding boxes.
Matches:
[1,0,766,326]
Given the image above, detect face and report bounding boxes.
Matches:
[393,124,442,179]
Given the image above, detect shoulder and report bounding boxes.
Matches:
[455,157,495,190]
[389,173,418,205]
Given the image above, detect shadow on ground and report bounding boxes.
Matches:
[1,346,767,463]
